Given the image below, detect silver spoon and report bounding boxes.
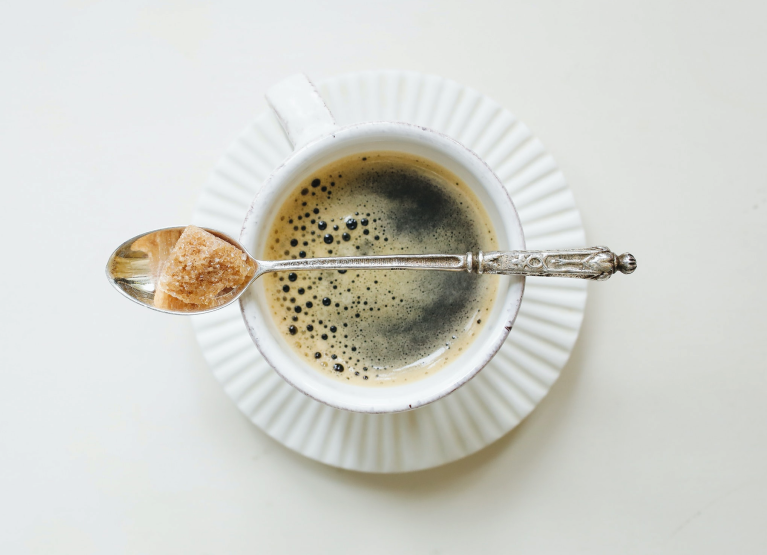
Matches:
[106,226,636,315]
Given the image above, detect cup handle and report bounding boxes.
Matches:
[266,74,338,149]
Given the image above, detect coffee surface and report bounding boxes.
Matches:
[262,152,498,386]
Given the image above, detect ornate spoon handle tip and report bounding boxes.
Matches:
[477,247,636,280]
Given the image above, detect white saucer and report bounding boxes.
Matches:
[191,70,587,473]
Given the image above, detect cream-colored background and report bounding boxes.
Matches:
[2,1,766,553]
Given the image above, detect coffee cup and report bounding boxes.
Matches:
[239,74,525,413]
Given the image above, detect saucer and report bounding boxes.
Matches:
[191,70,587,473]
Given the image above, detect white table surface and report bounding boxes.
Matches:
[2,1,766,553]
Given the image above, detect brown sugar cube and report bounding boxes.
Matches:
[153,289,201,312]
[156,226,255,306]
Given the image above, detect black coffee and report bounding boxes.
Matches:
[263,152,498,386]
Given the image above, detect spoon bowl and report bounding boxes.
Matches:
[106,227,258,315]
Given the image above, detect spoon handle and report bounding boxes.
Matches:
[257,253,473,274]
[478,247,636,280]
[258,247,636,280]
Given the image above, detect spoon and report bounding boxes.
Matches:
[106,226,636,315]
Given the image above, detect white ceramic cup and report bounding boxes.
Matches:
[239,75,526,413]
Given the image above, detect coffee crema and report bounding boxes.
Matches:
[262,152,498,386]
